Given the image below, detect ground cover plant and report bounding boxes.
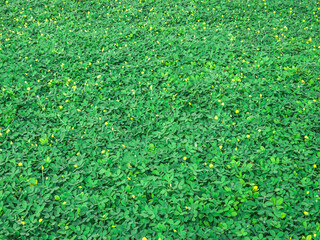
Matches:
[1,0,320,239]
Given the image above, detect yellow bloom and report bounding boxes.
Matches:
[209,164,213,168]
[314,164,317,168]
[97,75,101,78]
[173,229,177,232]
[105,122,108,125]
[189,102,192,105]
[214,116,218,120]
[101,150,106,153]
[27,87,30,91]
[59,106,63,109]
[21,221,25,225]
[39,219,43,223]
[246,135,250,138]
[74,165,78,168]
[253,186,259,191]
[219,145,222,149]
[63,201,67,205]
[183,156,187,161]
[112,225,116,228]
[6,129,10,133]
[18,162,23,167]
[232,122,236,125]
[235,110,239,114]
[132,195,135,198]
[305,136,309,139]
[142,238,147,240]
[78,186,82,188]
[307,191,309,194]
[304,211,309,216]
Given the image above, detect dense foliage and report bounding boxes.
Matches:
[1,0,320,239]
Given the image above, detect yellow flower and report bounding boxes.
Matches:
[304,211,309,216]
[173,229,177,232]
[209,164,213,168]
[105,122,108,125]
[305,135,309,139]
[27,87,30,91]
[260,94,262,97]
[77,152,80,155]
[132,195,135,198]
[219,145,222,149]
[39,219,43,223]
[183,156,187,161]
[253,186,259,191]
[235,110,239,114]
[214,116,218,120]
[78,186,82,188]
[59,106,63,109]
[314,164,317,168]
[63,201,67,205]
[6,129,10,133]
[189,102,192,105]
[18,162,23,167]
[74,165,78,168]
[101,150,106,153]
[307,191,309,194]
[97,75,101,78]
[112,225,116,228]
[232,122,236,125]
[142,237,147,240]
[21,221,25,225]
[141,72,144,74]
[246,135,250,138]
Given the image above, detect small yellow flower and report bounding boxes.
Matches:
[189,102,192,105]
[27,87,30,91]
[273,131,276,134]
[209,164,214,168]
[105,122,108,125]
[142,237,147,240]
[260,94,262,97]
[305,136,309,139]
[214,116,218,120]
[97,75,101,78]
[173,229,177,232]
[253,186,259,191]
[141,72,144,74]
[39,219,43,223]
[89,62,92,65]
[314,164,317,168]
[21,221,25,225]
[63,201,67,205]
[304,211,309,216]
[132,195,135,198]
[6,129,10,133]
[246,135,250,138]
[307,191,309,194]
[183,156,187,161]
[235,110,239,114]
[219,145,222,149]
[74,165,78,168]
[59,106,63,109]
[112,225,116,228]
[42,165,44,170]
[77,152,80,155]
[232,122,236,125]
[18,162,23,167]
[78,186,82,188]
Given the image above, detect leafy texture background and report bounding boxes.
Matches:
[0,0,320,239]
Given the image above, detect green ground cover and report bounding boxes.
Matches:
[1,0,320,239]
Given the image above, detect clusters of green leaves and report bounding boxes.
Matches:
[1,0,320,239]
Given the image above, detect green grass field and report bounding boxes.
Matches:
[1,0,320,239]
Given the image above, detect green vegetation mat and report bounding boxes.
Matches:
[1,0,320,239]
